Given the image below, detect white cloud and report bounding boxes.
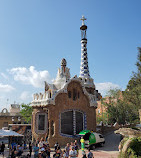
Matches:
[0,83,15,92]
[9,66,51,88]
[20,91,32,101]
[95,82,120,96]
[1,73,8,79]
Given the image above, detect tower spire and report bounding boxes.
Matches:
[79,15,90,78]
[79,16,94,88]
[80,15,87,25]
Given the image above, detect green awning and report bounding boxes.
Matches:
[79,130,91,135]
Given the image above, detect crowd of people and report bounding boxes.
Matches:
[0,138,94,158]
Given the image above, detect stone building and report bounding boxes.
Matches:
[0,104,22,129]
[32,16,101,147]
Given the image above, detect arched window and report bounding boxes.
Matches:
[60,110,84,136]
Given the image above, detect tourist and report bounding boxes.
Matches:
[1,141,5,157]
[17,144,23,157]
[24,140,27,149]
[46,144,51,158]
[82,151,87,158]
[11,146,16,158]
[33,143,39,158]
[69,146,77,158]
[29,142,32,157]
[41,147,47,158]
[53,146,62,158]
[39,138,45,152]
[62,150,67,158]
[54,142,59,151]
[80,137,85,152]
[65,143,70,158]
[87,148,94,158]
[0,142,1,154]
[56,146,62,158]
[70,142,74,148]
[74,140,79,154]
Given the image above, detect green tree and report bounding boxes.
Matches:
[101,88,137,125]
[124,47,141,121]
[103,89,126,124]
[102,48,141,125]
[20,103,32,123]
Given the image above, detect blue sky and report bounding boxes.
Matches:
[0,0,141,111]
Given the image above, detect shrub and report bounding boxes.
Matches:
[127,137,141,157]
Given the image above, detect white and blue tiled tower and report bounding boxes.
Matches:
[79,16,94,88]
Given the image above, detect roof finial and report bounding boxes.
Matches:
[80,15,87,25]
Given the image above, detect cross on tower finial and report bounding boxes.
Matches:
[80,15,87,25]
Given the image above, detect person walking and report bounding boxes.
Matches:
[46,144,51,158]
[1,142,5,157]
[33,143,39,158]
[87,148,94,158]
[80,137,85,153]
[54,142,59,151]
[69,146,77,158]
[29,142,32,157]
[65,143,70,158]
[82,151,87,158]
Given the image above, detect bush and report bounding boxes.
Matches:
[127,137,141,157]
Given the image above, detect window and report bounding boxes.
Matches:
[35,112,47,134]
[76,111,83,134]
[73,89,77,101]
[60,110,84,136]
[61,111,73,135]
[68,91,71,98]
[38,115,45,130]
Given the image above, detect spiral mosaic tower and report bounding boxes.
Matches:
[79,16,94,88]
[79,16,90,78]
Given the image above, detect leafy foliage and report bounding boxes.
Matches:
[96,112,108,125]
[101,48,141,125]
[127,137,141,157]
[101,88,139,124]
[20,103,32,123]
[124,47,141,120]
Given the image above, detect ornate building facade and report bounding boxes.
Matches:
[32,16,101,146]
